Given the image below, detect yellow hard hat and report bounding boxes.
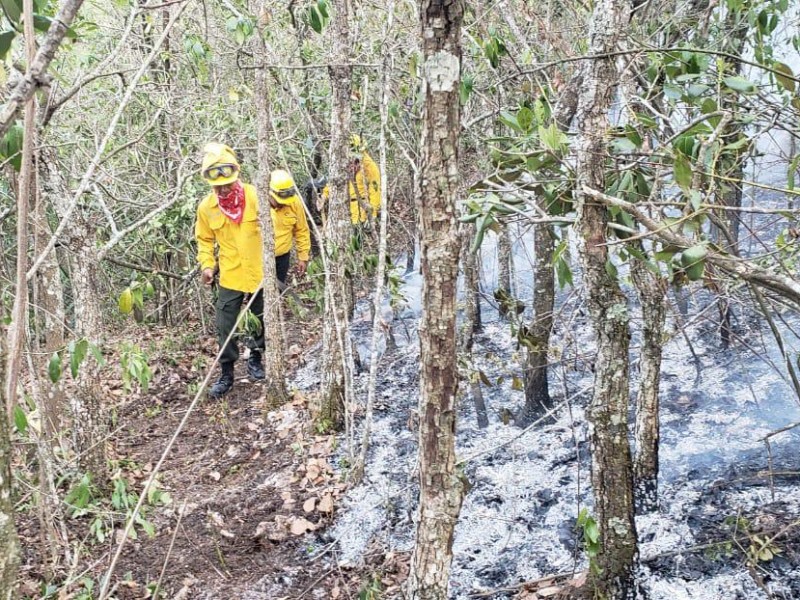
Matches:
[201,143,240,186]
[350,134,365,153]
[269,169,297,205]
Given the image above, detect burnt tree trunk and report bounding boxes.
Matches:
[516,215,554,426]
[517,80,580,427]
[573,0,639,597]
[318,0,353,430]
[254,3,289,408]
[406,0,466,597]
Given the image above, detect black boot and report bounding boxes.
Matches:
[209,362,234,399]
[247,351,265,381]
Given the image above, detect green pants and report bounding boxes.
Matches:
[216,287,265,365]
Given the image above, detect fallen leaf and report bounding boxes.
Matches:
[303,498,316,513]
[290,517,316,536]
[219,529,235,539]
[317,494,334,513]
[208,471,221,481]
[331,586,341,599]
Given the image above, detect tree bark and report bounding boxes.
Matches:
[496,223,512,316]
[318,0,353,430]
[0,0,86,139]
[40,149,107,478]
[516,213,554,426]
[573,0,639,597]
[0,331,19,600]
[458,223,481,352]
[254,3,289,408]
[630,256,666,513]
[406,0,466,597]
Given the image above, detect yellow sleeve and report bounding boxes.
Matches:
[195,202,216,271]
[362,152,381,214]
[293,199,311,261]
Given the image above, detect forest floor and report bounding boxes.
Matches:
[14,246,800,600]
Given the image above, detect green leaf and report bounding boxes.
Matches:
[119,288,133,314]
[556,256,572,288]
[723,76,756,94]
[787,154,800,191]
[611,138,637,154]
[0,122,23,171]
[70,338,88,378]
[673,153,692,189]
[517,106,534,132]
[773,61,796,93]
[0,30,14,60]
[13,404,27,434]
[585,520,600,544]
[604,259,618,279]
[48,352,61,383]
[0,0,21,24]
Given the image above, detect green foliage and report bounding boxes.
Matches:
[482,29,507,69]
[576,508,602,577]
[225,16,253,45]
[303,0,330,34]
[46,338,103,384]
[0,122,23,171]
[358,575,382,600]
[119,343,153,393]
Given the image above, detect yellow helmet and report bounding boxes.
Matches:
[269,169,298,205]
[350,134,365,153]
[201,143,240,186]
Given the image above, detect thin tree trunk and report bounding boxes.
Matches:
[459,222,481,352]
[5,0,38,416]
[574,0,639,597]
[407,0,465,596]
[630,257,666,513]
[41,149,107,478]
[0,331,19,600]
[517,79,580,427]
[32,150,67,442]
[254,4,289,408]
[517,213,554,425]
[496,223,512,316]
[318,0,353,430]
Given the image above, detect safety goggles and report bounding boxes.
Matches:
[271,187,296,199]
[204,164,237,181]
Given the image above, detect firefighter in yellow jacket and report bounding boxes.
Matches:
[321,134,381,224]
[195,143,264,398]
[269,169,311,282]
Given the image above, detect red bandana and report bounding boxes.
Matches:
[216,182,245,223]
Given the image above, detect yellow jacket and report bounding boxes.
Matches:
[195,183,263,293]
[272,195,311,261]
[322,151,382,224]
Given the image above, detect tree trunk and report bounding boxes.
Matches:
[254,4,289,408]
[32,149,67,442]
[406,0,465,597]
[496,222,512,316]
[40,148,107,478]
[0,332,19,600]
[573,0,639,597]
[516,79,580,427]
[458,223,481,352]
[318,0,353,430]
[630,256,666,513]
[517,212,554,426]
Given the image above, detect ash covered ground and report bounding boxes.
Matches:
[293,246,800,599]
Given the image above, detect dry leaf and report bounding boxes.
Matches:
[290,517,316,536]
[208,471,221,481]
[219,529,235,539]
[303,498,316,513]
[317,494,334,513]
[331,586,341,599]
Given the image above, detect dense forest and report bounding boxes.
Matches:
[1,0,799,598]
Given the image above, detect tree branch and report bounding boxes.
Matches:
[0,0,87,138]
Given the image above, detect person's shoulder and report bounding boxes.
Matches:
[197,191,215,213]
[242,182,258,197]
